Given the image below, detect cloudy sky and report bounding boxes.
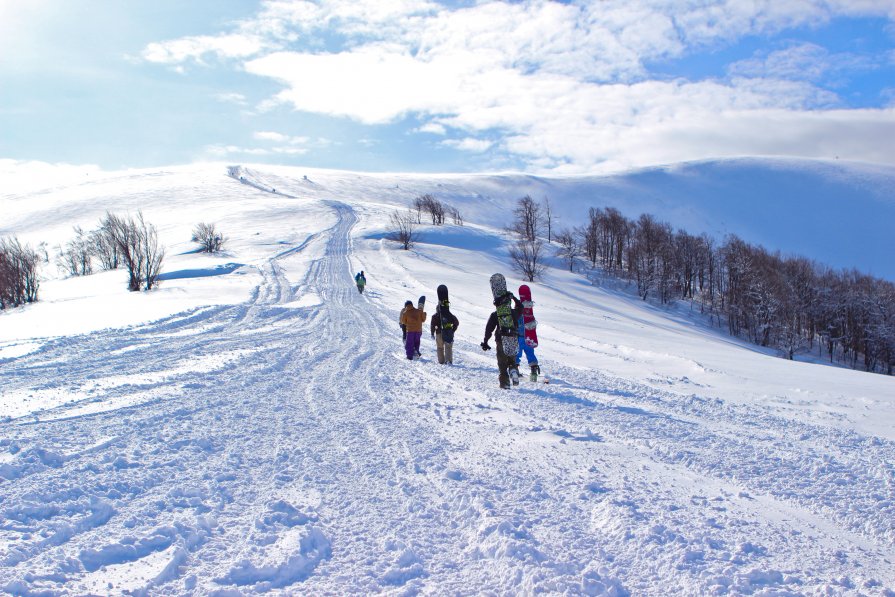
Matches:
[2,0,894,174]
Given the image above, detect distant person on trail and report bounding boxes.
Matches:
[399,300,413,342]
[400,301,427,360]
[431,303,459,365]
[481,290,523,388]
[354,271,366,294]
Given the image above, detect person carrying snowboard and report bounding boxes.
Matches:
[354,270,366,294]
[399,299,413,343]
[481,274,523,388]
[431,292,459,365]
[516,284,540,381]
[400,299,426,360]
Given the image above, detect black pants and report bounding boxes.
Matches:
[496,343,517,387]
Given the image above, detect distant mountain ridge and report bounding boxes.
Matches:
[245,157,895,280]
[3,157,894,279]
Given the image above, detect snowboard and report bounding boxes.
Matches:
[489,273,519,356]
[435,284,456,343]
[415,295,426,358]
[518,284,538,349]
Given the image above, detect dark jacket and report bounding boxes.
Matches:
[431,309,459,342]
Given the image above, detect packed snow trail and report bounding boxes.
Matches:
[2,200,894,594]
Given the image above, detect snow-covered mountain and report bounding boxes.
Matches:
[1,161,893,594]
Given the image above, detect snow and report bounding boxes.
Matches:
[1,162,894,595]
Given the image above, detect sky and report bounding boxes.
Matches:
[2,0,895,175]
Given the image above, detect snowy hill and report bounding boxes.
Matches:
[1,162,894,594]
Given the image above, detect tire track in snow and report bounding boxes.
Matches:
[0,205,345,593]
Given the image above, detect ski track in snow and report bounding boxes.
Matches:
[1,199,894,595]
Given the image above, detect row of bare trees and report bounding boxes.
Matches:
[56,212,166,291]
[0,237,41,309]
[412,193,463,226]
[567,205,895,374]
[390,194,464,250]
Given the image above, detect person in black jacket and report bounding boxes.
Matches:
[481,292,523,388]
[431,304,460,365]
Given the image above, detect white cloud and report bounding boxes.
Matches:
[216,92,248,105]
[442,138,493,152]
[416,122,446,135]
[254,131,288,143]
[146,0,895,172]
[205,145,271,157]
[729,43,874,83]
[142,34,266,65]
[254,131,311,145]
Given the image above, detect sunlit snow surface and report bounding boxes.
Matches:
[1,162,893,595]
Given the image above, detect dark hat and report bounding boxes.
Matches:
[404,300,413,306]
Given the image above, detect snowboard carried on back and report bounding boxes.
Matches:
[436,284,456,343]
[414,295,426,359]
[489,273,519,356]
[519,284,538,349]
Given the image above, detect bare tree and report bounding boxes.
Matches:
[509,239,547,282]
[555,229,579,272]
[412,195,425,224]
[580,207,599,268]
[90,221,120,271]
[512,195,541,242]
[414,194,446,225]
[389,210,418,250]
[103,211,165,291]
[57,226,93,276]
[191,222,226,253]
[0,236,41,309]
[138,213,165,290]
[542,196,555,243]
[449,205,464,226]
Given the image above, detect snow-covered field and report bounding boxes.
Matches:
[1,163,894,595]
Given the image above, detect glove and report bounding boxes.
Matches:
[480,342,491,351]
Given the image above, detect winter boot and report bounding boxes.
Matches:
[510,367,520,386]
[530,364,540,382]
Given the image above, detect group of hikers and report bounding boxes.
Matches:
[381,272,539,389]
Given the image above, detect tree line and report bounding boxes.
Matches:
[510,197,894,375]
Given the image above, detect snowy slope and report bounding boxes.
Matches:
[1,164,894,595]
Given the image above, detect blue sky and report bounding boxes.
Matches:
[2,0,894,174]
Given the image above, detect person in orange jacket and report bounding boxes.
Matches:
[399,300,427,360]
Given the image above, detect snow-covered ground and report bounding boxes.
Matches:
[1,163,894,595]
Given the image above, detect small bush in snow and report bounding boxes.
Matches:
[389,210,418,250]
[191,222,226,254]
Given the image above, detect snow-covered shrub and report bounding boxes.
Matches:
[191,222,226,254]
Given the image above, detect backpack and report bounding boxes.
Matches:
[494,293,516,338]
[437,302,456,343]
